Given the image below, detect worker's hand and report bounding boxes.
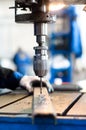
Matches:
[19,75,54,93]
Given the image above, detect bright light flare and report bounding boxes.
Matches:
[49,3,66,12]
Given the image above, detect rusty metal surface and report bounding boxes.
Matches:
[50,92,81,115]
[0,96,32,114]
[67,94,86,116]
[0,90,84,117]
[0,90,28,108]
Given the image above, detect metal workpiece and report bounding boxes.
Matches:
[32,87,56,124]
[33,46,48,77]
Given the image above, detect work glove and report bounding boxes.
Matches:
[19,76,54,93]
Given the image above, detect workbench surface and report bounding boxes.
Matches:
[0,89,85,118]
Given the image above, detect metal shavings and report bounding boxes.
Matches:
[38,94,46,104]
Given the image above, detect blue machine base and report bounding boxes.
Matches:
[0,116,86,130]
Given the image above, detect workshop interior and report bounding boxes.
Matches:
[0,0,86,130]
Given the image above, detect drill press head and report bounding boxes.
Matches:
[15,0,56,78]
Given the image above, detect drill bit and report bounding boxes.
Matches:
[40,77,42,94]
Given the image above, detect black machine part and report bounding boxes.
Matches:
[53,83,82,91]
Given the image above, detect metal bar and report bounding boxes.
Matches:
[32,87,56,124]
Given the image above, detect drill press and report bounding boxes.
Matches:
[15,0,56,93]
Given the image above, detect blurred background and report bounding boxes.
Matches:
[0,0,86,85]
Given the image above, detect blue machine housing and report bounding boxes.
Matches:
[0,116,86,130]
[49,6,82,84]
[13,49,32,75]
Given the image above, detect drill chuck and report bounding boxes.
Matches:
[33,46,48,77]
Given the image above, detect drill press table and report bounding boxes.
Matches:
[0,89,86,130]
